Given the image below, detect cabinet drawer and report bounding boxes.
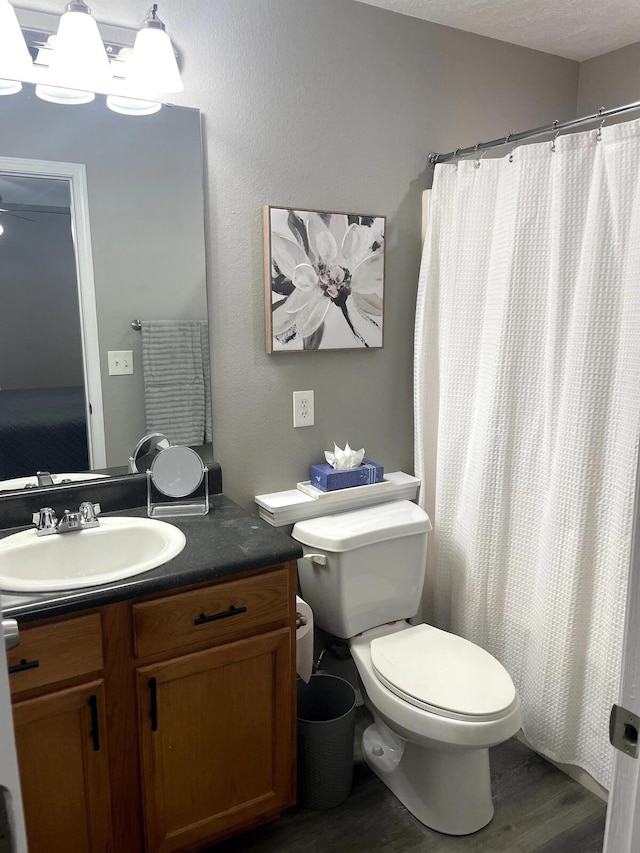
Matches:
[8,613,103,697]
[133,568,290,659]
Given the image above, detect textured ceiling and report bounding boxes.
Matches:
[353,0,640,61]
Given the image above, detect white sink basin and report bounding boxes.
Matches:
[0,473,109,492]
[0,517,186,592]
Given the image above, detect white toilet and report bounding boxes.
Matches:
[291,499,521,836]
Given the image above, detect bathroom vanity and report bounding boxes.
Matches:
[0,479,302,853]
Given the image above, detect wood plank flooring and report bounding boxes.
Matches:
[212,707,606,853]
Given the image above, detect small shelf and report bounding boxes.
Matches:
[254,472,421,527]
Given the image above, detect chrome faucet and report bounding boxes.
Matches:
[79,501,100,527]
[22,471,54,488]
[32,502,101,536]
[56,510,82,534]
[32,507,57,535]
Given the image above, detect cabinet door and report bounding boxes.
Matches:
[137,628,292,853]
[13,680,113,853]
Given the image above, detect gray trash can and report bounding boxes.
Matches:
[296,673,357,809]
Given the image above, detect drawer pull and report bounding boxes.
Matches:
[194,604,247,626]
[88,694,100,751]
[8,658,39,675]
[149,677,158,732]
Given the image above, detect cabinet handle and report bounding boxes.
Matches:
[88,694,100,751]
[8,658,39,675]
[194,604,247,626]
[149,677,158,732]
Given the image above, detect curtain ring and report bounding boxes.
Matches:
[474,149,487,169]
[596,117,606,142]
[551,130,560,153]
[508,145,517,163]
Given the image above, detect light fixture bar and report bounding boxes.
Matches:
[14,7,136,56]
[22,28,131,66]
[14,7,178,65]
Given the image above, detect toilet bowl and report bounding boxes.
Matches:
[292,500,521,835]
[349,621,521,835]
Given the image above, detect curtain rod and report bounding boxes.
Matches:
[428,99,640,166]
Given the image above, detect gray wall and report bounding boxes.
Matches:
[24,0,579,510]
[577,41,640,114]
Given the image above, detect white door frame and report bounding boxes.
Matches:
[0,156,106,469]
[603,446,640,851]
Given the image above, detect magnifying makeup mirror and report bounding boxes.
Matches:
[146,445,209,517]
[129,433,171,473]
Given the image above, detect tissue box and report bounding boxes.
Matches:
[309,459,384,492]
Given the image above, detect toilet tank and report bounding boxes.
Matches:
[292,500,431,639]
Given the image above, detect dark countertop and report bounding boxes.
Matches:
[1,494,303,623]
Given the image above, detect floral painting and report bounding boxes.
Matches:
[264,206,385,352]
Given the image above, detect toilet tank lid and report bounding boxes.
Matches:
[291,500,431,552]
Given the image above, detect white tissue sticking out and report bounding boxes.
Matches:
[324,442,365,470]
[296,595,314,683]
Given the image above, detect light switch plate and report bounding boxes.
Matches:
[108,350,134,376]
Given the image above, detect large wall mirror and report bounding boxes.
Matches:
[0,86,209,490]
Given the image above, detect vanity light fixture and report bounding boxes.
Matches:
[0,0,32,96]
[127,5,183,95]
[2,3,183,112]
[106,91,162,116]
[0,223,4,237]
[106,5,182,116]
[35,0,111,105]
[106,47,162,116]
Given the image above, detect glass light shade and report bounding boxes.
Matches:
[0,223,4,237]
[35,35,57,67]
[126,26,183,95]
[36,4,111,104]
[0,0,33,87]
[0,79,22,96]
[36,84,95,104]
[106,94,161,116]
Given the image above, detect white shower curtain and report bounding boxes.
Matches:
[414,118,640,788]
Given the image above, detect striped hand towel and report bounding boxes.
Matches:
[141,321,211,446]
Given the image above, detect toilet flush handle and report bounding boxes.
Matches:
[303,552,328,566]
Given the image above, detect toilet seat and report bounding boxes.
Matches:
[370,624,517,723]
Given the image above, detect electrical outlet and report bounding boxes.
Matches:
[293,390,314,427]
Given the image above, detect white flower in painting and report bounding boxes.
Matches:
[270,211,384,349]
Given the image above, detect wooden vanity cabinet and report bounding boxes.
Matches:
[7,614,113,853]
[7,562,297,853]
[133,567,295,853]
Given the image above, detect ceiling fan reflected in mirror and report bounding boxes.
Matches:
[0,194,36,223]
[0,193,73,235]
[0,175,72,234]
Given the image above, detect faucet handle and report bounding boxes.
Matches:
[79,502,101,526]
[32,507,58,535]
